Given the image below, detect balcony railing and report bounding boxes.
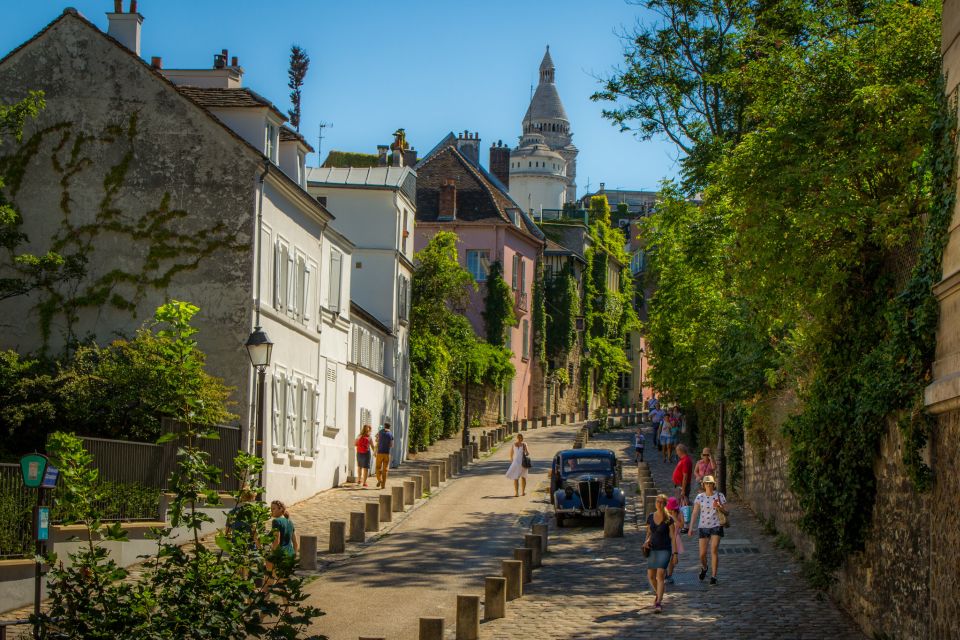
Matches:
[516,290,529,312]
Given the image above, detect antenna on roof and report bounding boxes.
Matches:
[317,121,332,167]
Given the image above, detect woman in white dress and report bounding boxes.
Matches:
[505,434,530,497]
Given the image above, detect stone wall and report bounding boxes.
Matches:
[741,411,935,638]
[930,408,960,637]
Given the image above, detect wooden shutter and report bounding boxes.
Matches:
[352,326,361,363]
[329,249,342,313]
[273,242,283,310]
[303,262,313,322]
[284,377,296,452]
[286,251,296,318]
[298,381,310,455]
[512,254,519,290]
[324,364,338,428]
[312,386,322,452]
[271,373,283,452]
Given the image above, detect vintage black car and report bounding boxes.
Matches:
[550,449,624,527]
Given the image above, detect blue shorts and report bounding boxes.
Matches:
[357,452,371,469]
[698,526,724,539]
[647,549,671,570]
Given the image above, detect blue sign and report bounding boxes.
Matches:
[40,466,59,489]
[37,507,50,541]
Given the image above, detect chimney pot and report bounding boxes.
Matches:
[150,56,162,69]
[129,0,137,13]
[231,56,238,66]
[113,0,122,11]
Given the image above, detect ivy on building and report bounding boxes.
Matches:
[482,260,516,347]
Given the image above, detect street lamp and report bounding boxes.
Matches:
[245,326,273,485]
[639,347,645,407]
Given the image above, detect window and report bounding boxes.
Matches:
[522,320,530,360]
[511,254,519,290]
[398,275,410,323]
[324,363,338,428]
[466,250,490,282]
[265,122,278,163]
[352,324,385,375]
[401,209,409,253]
[273,239,290,312]
[328,248,343,313]
[271,371,286,452]
[519,258,527,294]
[297,150,306,187]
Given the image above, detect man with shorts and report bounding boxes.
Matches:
[374,422,394,489]
[634,428,645,462]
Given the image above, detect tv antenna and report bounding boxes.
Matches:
[317,121,332,166]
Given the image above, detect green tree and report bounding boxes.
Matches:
[482,260,516,347]
[286,45,310,131]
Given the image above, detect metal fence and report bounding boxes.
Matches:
[0,464,34,560]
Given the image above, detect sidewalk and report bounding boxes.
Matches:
[479,425,867,639]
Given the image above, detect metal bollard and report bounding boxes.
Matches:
[484,576,507,620]
[501,560,523,600]
[299,534,317,570]
[455,594,480,640]
[349,511,365,542]
[329,521,346,553]
[514,547,533,584]
[418,617,444,640]
[524,534,543,568]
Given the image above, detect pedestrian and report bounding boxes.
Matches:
[505,433,531,497]
[355,424,373,488]
[374,422,394,489]
[643,493,675,614]
[633,428,645,463]
[647,394,659,412]
[687,475,729,585]
[262,499,299,592]
[664,497,685,584]
[650,407,664,451]
[668,408,682,462]
[695,447,716,487]
[659,411,671,462]
[672,443,693,504]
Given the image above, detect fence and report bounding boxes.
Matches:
[0,421,243,559]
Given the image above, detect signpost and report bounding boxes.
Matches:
[19,453,55,637]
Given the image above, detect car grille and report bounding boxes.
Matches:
[578,479,600,509]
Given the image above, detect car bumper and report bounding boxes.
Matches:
[555,507,607,517]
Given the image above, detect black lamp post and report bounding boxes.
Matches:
[639,347,645,407]
[245,326,273,484]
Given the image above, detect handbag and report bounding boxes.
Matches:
[521,453,532,469]
[642,542,651,558]
[717,497,730,527]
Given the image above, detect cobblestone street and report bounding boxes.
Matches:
[480,426,866,639]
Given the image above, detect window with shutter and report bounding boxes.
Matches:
[273,241,285,310]
[304,262,314,323]
[512,254,519,290]
[298,381,311,455]
[360,407,371,428]
[522,320,530,359]
[520,258,527,294]
[328,248,342,313]
[294,255,306,320]
[351,326,361,364]
[284,377,297,452]
[286,251,296,318]
[271,373,283,452]
[324,363,338,428]
[312,386,322,451]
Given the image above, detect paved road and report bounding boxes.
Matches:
[479,427,867,639]
[304,423,579,640]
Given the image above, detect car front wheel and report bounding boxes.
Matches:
[555,513,565,528]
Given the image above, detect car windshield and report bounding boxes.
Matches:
[562,456,612,472]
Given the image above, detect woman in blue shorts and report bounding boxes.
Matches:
[643,494,675,614]
[688,475,729,585]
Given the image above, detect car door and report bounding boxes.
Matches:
[550,455,561,504]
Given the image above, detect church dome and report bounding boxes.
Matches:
[522,46,569,123]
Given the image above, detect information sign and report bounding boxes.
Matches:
[37,507,50,541]
[19,454,48,489]
[40,466,59,489]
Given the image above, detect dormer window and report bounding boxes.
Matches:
[297,150,306,187]
[265,122,278,163]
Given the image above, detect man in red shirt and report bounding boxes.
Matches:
[672,444,693,503]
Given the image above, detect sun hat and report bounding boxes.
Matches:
[666,497,680,511]
[702,475,716,485]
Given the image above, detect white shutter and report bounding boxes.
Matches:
[293,257,305,320]
[312,386,322,452]
[273,243,283,310]
[286,252,296,318]
[352,326,361,364]
[325,364,338,428]
[281,244,291,312]
[284,377,296,452]
[361,329,370,369]
[298,381,310,455]
[303,263,313,322]
[271,373,283,452]
[328,249,342,313]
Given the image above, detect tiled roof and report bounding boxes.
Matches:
[523,81,568,123]
[175,86,286,121]
[280,125,314,152]
[306,166,413,189]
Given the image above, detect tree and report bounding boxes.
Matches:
[481,261,516,347]
[0,91,85,304]
[287,45,310,131]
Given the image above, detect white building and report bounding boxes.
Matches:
[307,163,416,467]
[510,46,579,211]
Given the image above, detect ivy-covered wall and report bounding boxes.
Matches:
[0,15,255,403]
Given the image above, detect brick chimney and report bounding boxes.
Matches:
[107,0,143,56]
[455,131,481,166]
[489,140,510,189]
[403,147,418,168]
[439,179,457,220]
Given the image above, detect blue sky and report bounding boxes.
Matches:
[1,1,680,195]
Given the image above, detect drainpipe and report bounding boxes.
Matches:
[250,161,269,459]
[254,161,270,327]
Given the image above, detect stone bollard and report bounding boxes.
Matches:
[350,511,366,542]
[438,460,447,483]
[329,521,346,553]
[471,442,479,459]
[644,494,658,518]
[462,447,471,467]
[561,413,567,424]
[524,534,543,568]
[603,507,625,538]
[532,523,549,552]
[444,457,451,480]
[551,414,557,426]
[451,453,460,476]
[608,417,615,429]
[403,480,416,506]
[429,464,440,488]
[501,560,523,600]
[541,417,548,429]
[514,547,533,584]
[521,419,528,431]
[420,470,432,495]
[392,486,404,512]
[412,474,424,499]
[480,434,489,452]
[455,594,480,640]
[363,501,380,533]
[418,617,444,640]
[300,535,317,570]
[484,576,507,620]
[379,493,392,523]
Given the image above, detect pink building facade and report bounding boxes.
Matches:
[415,135,545,421]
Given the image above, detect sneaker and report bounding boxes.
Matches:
[654,602,662,614]
[710,576,718,586]
[699,566,707,581]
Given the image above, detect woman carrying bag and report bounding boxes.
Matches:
[505,433,531,497]
[643,494,675,614]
